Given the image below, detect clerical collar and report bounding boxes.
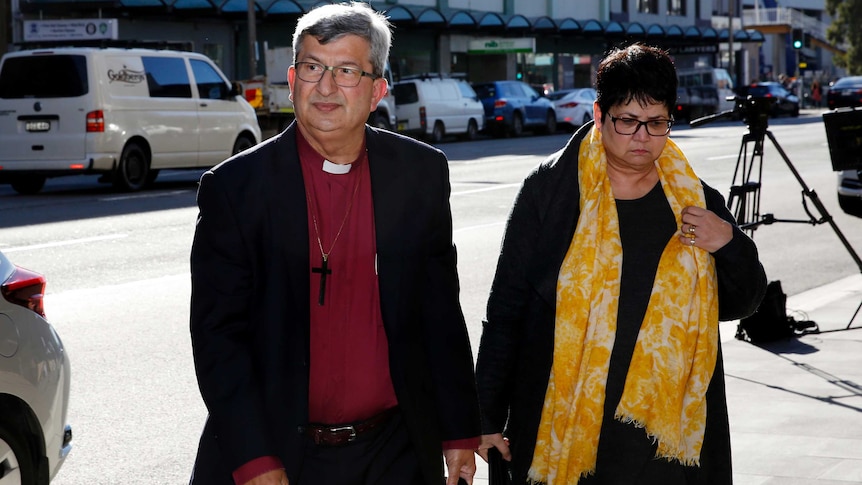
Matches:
[323,160,351,174]
[296,128,366,174]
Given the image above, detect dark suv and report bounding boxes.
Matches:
[744,82,800,117]
[827,76,862,110]
[472,80,557,137]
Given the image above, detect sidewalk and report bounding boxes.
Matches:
[473,274,862,484]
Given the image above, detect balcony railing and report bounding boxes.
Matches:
[740,7,827,41]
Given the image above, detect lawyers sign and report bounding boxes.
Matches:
[24,19,119,42]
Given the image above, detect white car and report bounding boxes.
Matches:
[0,47,261,194]
[547,88,597,129]
[838,169,862,217]
[393,76,485,143]
[0,250,72,482]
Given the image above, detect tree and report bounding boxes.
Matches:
[826,0,862,75]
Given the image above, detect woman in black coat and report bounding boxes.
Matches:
[475,44,766,485]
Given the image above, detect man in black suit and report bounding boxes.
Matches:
[189,3,481,485]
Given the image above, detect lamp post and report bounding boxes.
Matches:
[247,0,257,78]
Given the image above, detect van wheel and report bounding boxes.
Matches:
[10,175,46,195]
[0,422,37,484]
[581,112,592,126]
[430,122,445,144]
[370,112,391,131]
[838,194,862,217]
[232,135,255,155]
[463,119,479,141]
[113,142,149,192]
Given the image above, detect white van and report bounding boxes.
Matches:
[0,47,261,194]
[392,76,485,143]
[677,67,736,118]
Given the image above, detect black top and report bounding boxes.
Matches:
[577,183,728,485]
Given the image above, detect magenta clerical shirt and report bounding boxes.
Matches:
[296,129,399,424]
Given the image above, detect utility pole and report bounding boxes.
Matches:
[246,0,257,78]
[728,0,734,85]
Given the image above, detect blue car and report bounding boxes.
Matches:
[472,81,557,137]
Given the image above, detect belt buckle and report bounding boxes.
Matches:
[328,425,358,443]
[314,425,356,446]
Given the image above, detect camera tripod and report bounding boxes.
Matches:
[692,97,862,330]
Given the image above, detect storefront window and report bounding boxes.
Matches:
[518,52,594,93]
[638,0,659,13]
[668,0,686,16]
[519,53,555,95]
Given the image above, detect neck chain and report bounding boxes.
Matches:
[305,159,364,305]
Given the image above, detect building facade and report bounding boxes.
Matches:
[10,0,837,93]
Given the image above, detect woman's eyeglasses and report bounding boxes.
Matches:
[608,114,674,136]
[293,62,380,87]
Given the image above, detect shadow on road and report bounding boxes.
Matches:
[0,170,203,228]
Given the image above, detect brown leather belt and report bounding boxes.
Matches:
[305,407,397,446]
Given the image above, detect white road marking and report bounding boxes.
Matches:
[452,183,521,196]
[100,190,191,202]
[3,234,128,253]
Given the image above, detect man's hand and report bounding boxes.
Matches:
[443,448,476,485]
[242,469,288,485]
[476,433,511,463]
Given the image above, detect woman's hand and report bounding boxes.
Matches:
[476,433,512,463]
[678,206,733,253]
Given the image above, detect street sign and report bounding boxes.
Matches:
[23,19,119,42]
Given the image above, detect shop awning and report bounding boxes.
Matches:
[18,0,768,44]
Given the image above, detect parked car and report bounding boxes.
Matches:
[472,80,557,137]
[677,67,736,113]
[0,47,261,194]
[744,82,800,117]
[826,76,862,110]
[0,250,72,482]
[392,75,485,143]
[546,88,596,129]
[675,85,722,122]
[837,169,862,217]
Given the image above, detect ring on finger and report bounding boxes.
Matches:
[690,237,696,246]
[688,225,697,234]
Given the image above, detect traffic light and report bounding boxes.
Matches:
[792,28,803,49]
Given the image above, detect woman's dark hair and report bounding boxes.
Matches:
[595,43,678,120]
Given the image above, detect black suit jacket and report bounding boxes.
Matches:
[475,123,766,484]
[189,123,481,484]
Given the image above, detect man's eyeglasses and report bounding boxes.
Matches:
[293,62,380,87]
[608,114,674,136]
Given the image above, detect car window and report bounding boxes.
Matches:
[473,84,495,99]
[522,83,539,98]
[142,56,192,98]
[503,83,521,98]
[0,54,88,98]
[834,77,862,89]
[546,91,571,101]
[190,58,228,100]
[748,86,768,97]
[393,83,418,104]
[457,82,477,100]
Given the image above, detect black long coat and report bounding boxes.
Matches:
[189,123,481,484]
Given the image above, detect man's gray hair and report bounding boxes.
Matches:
[292,2,392,77]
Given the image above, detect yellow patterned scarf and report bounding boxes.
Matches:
[527,126,719,484]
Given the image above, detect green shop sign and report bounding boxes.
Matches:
[468,38,536,54]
